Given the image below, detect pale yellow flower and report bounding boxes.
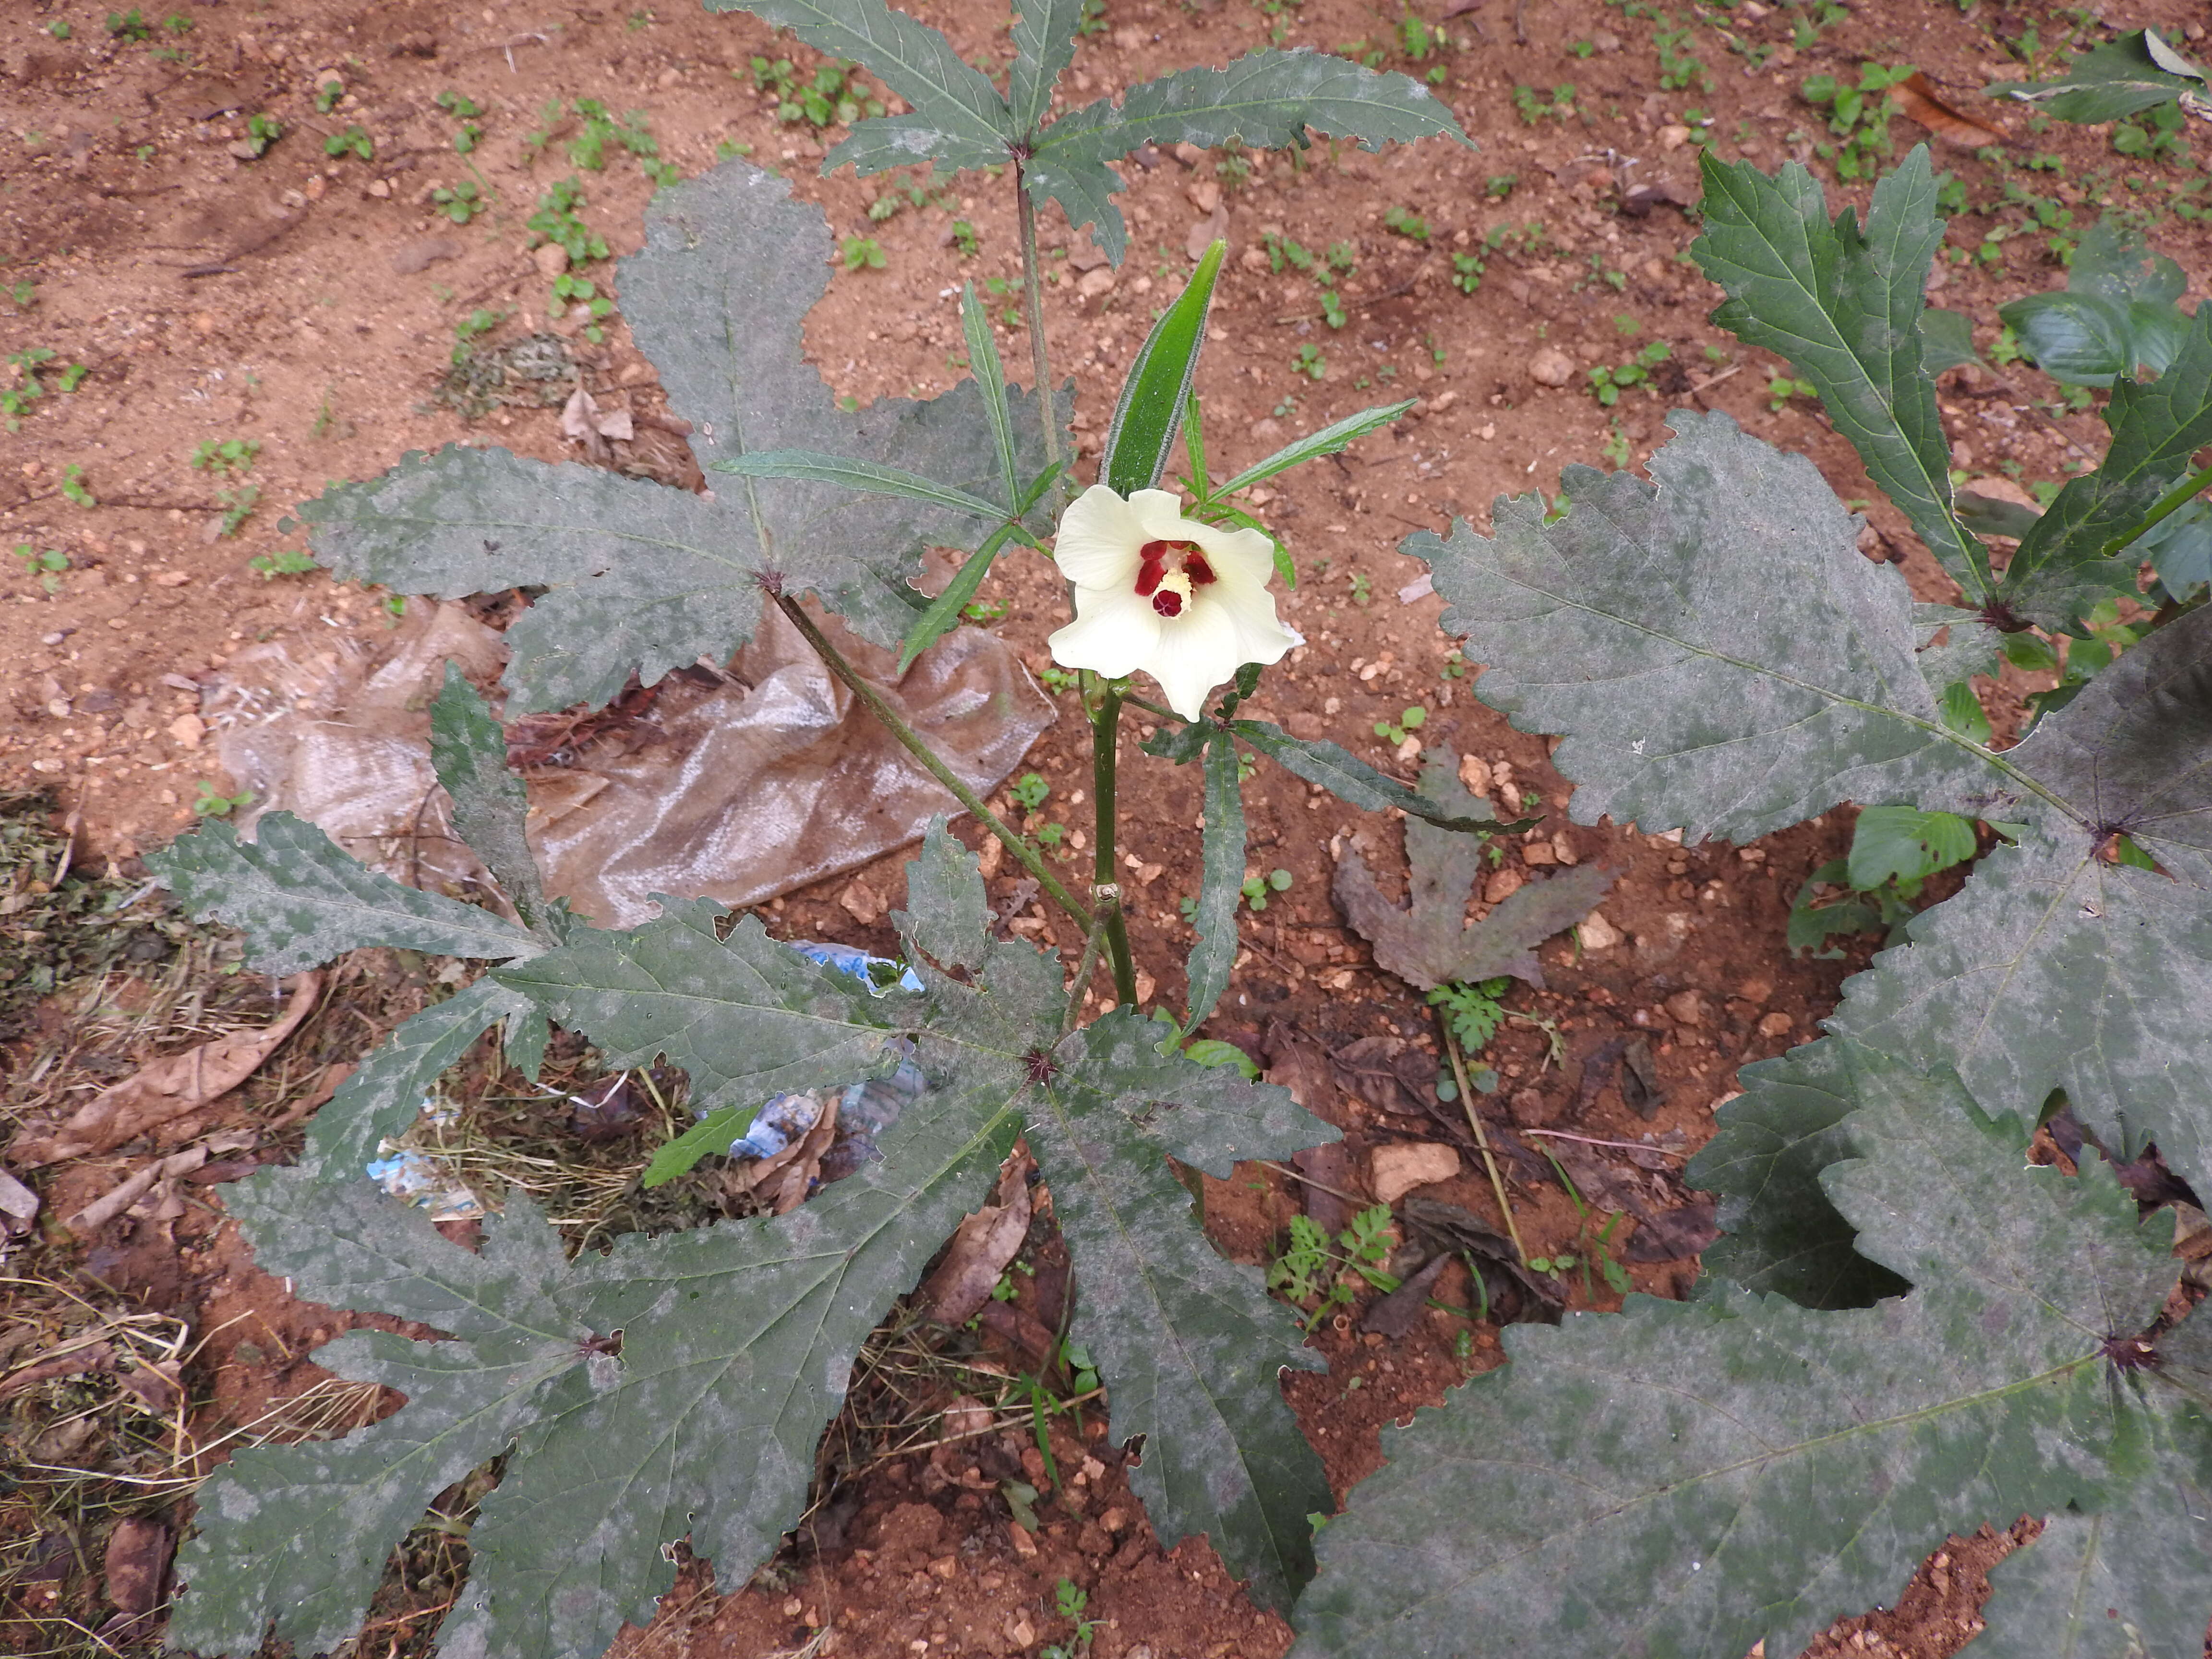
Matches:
[1045,485,1299,719]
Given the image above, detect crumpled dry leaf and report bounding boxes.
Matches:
[1889,72,2007,149]
[1332,749,1616,992]
[745,1094,841,1216]
[11,973,322,1167]
[67,1144,209,1235]
[1358,1251,1449,1338]
[917,1151,1036,1326]
[102,1517,172,1623]
[1399,1194,1563,1322]
[1329,1034,1435,1116]
[559,385,636,461]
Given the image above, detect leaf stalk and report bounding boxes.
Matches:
[773,594,1094,931]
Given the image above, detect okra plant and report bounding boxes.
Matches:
[148,2,1471,1654]
[1292,148,2212,1655]
[140,0,2212,1642]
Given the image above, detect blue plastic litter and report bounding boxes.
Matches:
[789,939,925,995]
[724,943,929,1164]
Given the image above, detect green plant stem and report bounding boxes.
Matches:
[1062,913,1108,1036]
[1441,1018,1527,1266]
[2103,460,2212,560]
[1087,680,1141,1007]
[1012,160,1063,482]
[774,594,1094,931]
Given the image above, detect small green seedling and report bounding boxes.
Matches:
[1800,63,1914,180]
[528,179,611,267]
[749,56,885,127]
[192,782,253,818]
[1767,373,1817,411]
[1512,82,1575,123]
[1587,341,1671,406]
[13,544,69,594]
[324,125,373,163]
[59,464,95,508]
[1374,705,1427,744]
[432,180,485,223]
[191,438,260,477]
[1428,975,1512,1051]
[950,219,980,257]
[1010,772,1051,812]
[1268,1203,1398,1329]
[1039,1577,1102,1659]
[1240,868,1294,912]
[1292,342,1327,380]
[1451,252,1485,294]
[107,9,153,40]
[436,91,486,153]
[1383,205,1430,241]
[241,113,283,157]
[842,235,887,271]
[249,549,321,580]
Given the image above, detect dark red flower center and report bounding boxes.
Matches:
[1136,539,1216,618]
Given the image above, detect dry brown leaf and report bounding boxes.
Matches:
[102,1517,172,1621]
[1890,73,2006,149]
[761,1096,841,1216]
[12,972,323,1168]
[915,1152,1035,1326]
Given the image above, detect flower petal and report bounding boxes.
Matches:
[1197,577,1300,670]
[1147,597,1247,720]
[1049,584,1164,678]
[1177,517,1279,588]
[1052,485,1144,588]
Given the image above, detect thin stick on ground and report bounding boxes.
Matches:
[1441,1019,1528,1266]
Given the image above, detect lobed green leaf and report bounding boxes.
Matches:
[1028,50,1468,265]
[1183,727,1247,1032]
[1985,29,2206,124]
[709,0,1014,172]
[1693,147,1988,597]
[429,664,548,929]
[1997,303,2212,629]
[1291,1053,2185,1658]
[148,812,542,978]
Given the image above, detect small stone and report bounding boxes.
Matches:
[151,570,192,587]
[657,65,683,88]
[366,178,391,198]
[1247,417,1283,443]
[1006,1615,1037,1646]
[1577,910,1622,951]
[838,879,884,925]
[167,714,206,749]
[1658,124,1692,150]
[1522,842,1556,867]
[1238,246,1271,272]
[534,241,570,278]
[1077,265,1115,301]
[303,174,326,201]
[1457,754,1492,798]
[1484,867,1525,904]
[1187,179,1222,214]
[1758,1010,1795,1037]
[1371,1142,1460,1204]
[391,235,462,275]
[1551,831,1578,866]
[1663,990,1707,1027]
[1737,975,1774,1004]
[1527,347,1575,388]
[1508,1087,1553,1127]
